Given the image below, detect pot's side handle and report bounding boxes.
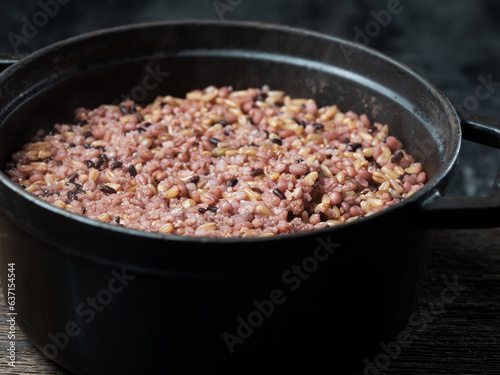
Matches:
[419,109,500,228]
[458,109,500,149]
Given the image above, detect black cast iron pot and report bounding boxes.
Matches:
[0,21,499,375]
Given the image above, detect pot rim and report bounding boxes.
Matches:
[0,19,461,244]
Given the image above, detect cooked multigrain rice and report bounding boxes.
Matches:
[5,86,426,237]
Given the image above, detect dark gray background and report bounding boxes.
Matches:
[1,0,499,197]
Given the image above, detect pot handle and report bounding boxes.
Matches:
[419,109,500,228]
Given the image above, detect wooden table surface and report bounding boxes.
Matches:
[0,228,499,375]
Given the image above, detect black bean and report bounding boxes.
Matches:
[317,211,328,222]
[84,131,93,138]
[391,151,404,163]
[67,191,76,201]
[252,187,263,194]
[136,113,144,123]
[68,173,78,183]
[297,158,303,163]
[99,153,108,163]
[209,137,221,146]
[42,189,51,196]
[143,122,152,127]
[313,123,324,131]
[287,210,295,222]
[226,178,238,187]
[68,143,76,148]
[299,120,307,127]
[100,184,117,194]
[198,207,207,214]
[128,104,136,114]
[137,127,146,133]
[250,168,264,177]
[94,159,104,170]
[73,183,82,189]
[128,164,138,177]
[344,138,350,144]
[94,145,105,152]
[75,189,86,195]
[273,188,286,200]
[271,138,282,145]
[211,120,231,127]
[207,205,218,213]
[187,175,200,184]
[255,93,267,102]
[112,216,121,224]
[84,160,94,168]
[110,161,123,169]
[347,143,363,151]
[119,104,128,115]
[84,143,91,149]
[82,208,86,214]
